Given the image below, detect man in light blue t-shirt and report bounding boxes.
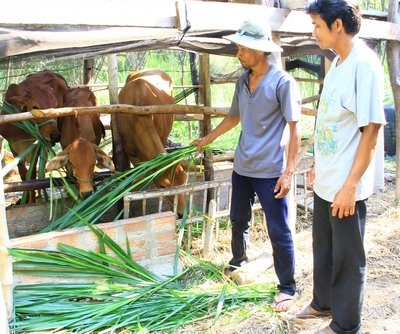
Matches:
[296,1,386,333]
[193,19,301,313]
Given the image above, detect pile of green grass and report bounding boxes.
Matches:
[9,223,277,333]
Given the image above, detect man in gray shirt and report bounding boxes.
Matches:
[193,19,301,312]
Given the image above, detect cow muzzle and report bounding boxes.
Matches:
[81,190,94,199]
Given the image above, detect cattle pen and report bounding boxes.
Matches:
[0,0,399,332]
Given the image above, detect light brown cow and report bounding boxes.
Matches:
[1,70,68,202]
[117,69,187,216]
[46,87,114,198]
[46,138,114,198]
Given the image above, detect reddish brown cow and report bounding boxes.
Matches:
[58,87,105,149]
[117,69,187,216]
[46,87,114,198]
[0,70,68,202]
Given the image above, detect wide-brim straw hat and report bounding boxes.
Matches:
[223,20,283,53]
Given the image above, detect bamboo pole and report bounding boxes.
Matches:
[1,103,315,124]
[0,104,230,124]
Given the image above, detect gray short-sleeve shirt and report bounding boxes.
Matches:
[230,64,301,178]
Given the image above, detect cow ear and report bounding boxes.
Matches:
[46,151,70,171]
[95,146,115,172]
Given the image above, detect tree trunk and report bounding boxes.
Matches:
[387,0,400,201]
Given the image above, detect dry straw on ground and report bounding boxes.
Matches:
[185,180,400,334]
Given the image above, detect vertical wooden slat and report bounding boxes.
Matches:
[387,0,400,198]
[0,155,11,334]
[203,199,216,258]
[198,53,216,255]
[83,58,95,85]
[199,54,215,197]
[107,54,126,172]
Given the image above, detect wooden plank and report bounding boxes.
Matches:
[0,0,177,27]
[0,26,179,59]
[279,10,400,41]
[1,1,398,60]
[177,1,290,32]
[301,106,317,116]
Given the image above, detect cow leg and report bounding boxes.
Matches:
[16,161,28,182]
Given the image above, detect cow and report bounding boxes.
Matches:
[46,138,114,198]
[57,87,105,149]
[117,69,187,216]
[0,70,69,202]
[46,87,114,199]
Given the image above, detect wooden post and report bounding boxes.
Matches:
[199,54,215,186]
[0,154,12,334]
[83,59,95,85]
[387,0,400,199]
[270,32,282,69]
[269,32,298,242]
[199,54,216,256]
[203,199,216,258]
[107,54,126,171]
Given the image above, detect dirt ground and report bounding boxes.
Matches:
[189,179,400,334]
[289,180,400,334]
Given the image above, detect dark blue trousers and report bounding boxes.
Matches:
[229,171,296,296]
[312,193,367,334]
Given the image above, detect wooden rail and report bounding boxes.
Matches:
[123,164,314,257]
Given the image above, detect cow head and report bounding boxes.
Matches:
[46,138,115,198]
[58,87,104,149]
[5,83,61,144]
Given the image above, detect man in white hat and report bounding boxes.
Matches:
[193,20,301,312]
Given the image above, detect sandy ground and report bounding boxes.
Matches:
[186,180,400,334]
[289,183,400,334]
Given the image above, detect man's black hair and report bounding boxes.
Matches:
[305,0,362,36]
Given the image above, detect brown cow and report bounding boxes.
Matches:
[46,87,114,198]
[117,69,187,216]
[46,138,114,198]
[1,70,68,202]
[58,87,105,149]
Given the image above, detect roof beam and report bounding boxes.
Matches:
[0,0,177,28]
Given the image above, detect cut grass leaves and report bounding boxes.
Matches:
[9,224,276,333]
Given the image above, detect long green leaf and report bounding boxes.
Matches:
[1,102,57,204]
[10,238,276,333]
[42,146,199,231]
